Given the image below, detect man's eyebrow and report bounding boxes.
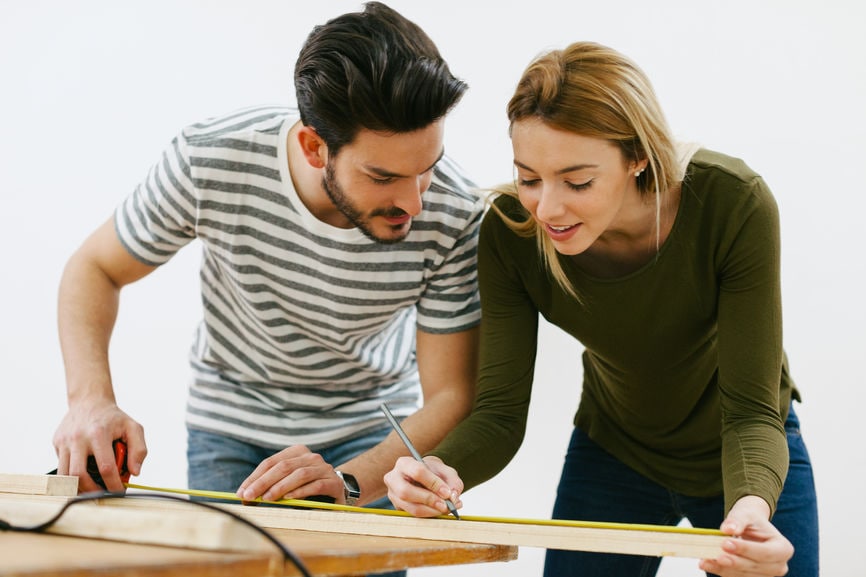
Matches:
[513,160,599,175]
[367,149,445,178]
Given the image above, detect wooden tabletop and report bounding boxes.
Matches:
[0,476,517,576]
[0,527,517,577]
[0,474,726,572]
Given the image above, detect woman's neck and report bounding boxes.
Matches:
[571,184,681,278]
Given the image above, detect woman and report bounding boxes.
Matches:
[384,42,818,576]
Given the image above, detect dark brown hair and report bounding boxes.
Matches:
[294,2,468,155]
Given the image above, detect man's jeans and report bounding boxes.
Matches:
[187,425,394,508]
[187,425,403,576]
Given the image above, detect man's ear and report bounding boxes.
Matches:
[296,125,327,169]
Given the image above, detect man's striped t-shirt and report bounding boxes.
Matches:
[115,106,484,450]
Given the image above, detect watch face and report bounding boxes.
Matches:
[337,470,360,504]
[343,473,360,493]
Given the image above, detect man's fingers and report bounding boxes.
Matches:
[238,448,339,502]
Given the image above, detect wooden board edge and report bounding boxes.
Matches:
[0,497,277,554]
[217,502,726,559]
[0,490,726,559]
[0,473,79,497]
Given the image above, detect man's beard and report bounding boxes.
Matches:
[322,161,411,244]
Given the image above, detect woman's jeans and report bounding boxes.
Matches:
[544,403,819,577]
[187,425,403,577]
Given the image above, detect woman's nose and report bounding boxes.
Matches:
[534,184,566,222]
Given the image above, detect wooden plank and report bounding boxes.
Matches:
[219,504,727,559]
[0,498,274,554]
[0,481,725,559]
[64,493,725,559]
[0,473,78,496]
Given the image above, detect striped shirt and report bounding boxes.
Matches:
[115,106,484,450]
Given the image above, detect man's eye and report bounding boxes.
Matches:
[371,176,395,185]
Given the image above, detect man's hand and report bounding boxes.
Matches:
[53,399,146,493]
[236,445,345,503]
[699,495,794,576]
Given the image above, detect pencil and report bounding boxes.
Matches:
[380,403,460,520]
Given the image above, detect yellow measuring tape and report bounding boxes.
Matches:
[125,482,724,536]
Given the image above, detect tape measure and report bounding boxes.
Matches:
[124,482,724,536]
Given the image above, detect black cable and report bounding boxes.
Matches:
[0,491,312,577]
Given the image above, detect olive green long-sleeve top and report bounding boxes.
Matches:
[430,149,797,515]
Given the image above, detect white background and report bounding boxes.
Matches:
[1,1,863,575]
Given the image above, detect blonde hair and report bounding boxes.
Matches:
[493,41,683,298]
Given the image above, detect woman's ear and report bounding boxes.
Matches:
[296,125,327,169]
[631,158,649,177]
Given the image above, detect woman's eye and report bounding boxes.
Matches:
[518,178,540,187]
[566,180,593,191]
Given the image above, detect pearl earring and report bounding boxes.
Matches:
[635,169,644,177]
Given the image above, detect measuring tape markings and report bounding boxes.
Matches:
[124,482,724,536]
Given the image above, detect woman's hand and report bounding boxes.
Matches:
[699,495,794,576]
[384,455,463,517]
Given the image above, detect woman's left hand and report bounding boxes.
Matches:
[699,495,794,576]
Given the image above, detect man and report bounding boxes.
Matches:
[52,2,481,514]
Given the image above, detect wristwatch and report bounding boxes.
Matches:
[335,470,361,505]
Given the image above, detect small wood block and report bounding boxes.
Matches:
[0,497,276,554]
[0,473,79,496]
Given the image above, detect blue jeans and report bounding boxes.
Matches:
[187,426,403,577]
[544,403,819,577]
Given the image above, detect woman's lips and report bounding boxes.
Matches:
[545,222,579,241]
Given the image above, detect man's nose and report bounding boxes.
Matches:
[392,174,430,217]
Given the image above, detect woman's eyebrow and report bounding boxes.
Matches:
[513,159,598,175]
